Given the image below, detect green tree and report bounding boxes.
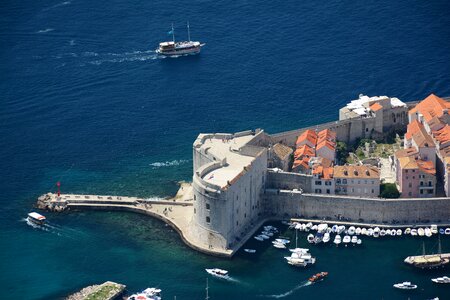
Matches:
[380,183,400,198]
[335,141,348,164]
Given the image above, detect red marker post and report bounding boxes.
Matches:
[56,181,61,197]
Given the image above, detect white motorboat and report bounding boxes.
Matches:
[290,248,309,254]
[317,223,328,233]
[431,276,450,284]
[275,238,290,244]
[156,23,204,56]
[385,229,391,236]
[397,229,402,236]
[333,234,342,246]
[431,225,438,234]
[445,228,450,235]
[373,227,380,238]
[311,225,318,231]
[314,232,324,244]
[302,224,308,231]
[361,228,367,235]
[27,212,46,225]
[264,225,278,232]
[405,228,411,235]
[380,229,386,237]
[285,252,316,267]
[351,236,358,244]
[390,229,396,236]
[331,225,338,233]
[206,268,229,278]
[418,228,425,236]
[357,239,362,245]
[260,234,270,240]
[343,235,351,246]
[273,242,287,249]
[411,229,418,236]
[355,227,362,235]
[306,222,313,229]
[295,223,302,230]
[127,288,162,300]
[326,227,332,233]
[262,231,274,237]
[244,249,256,253]
[425,228,432,237]
[307,234,314,243]
[337,225,345,234]
[348,226,356,235]
[393,282,417,290]
[367,228,374,236]
[440,228,445,234]
[254,235,264,241]
[323,232,330,243]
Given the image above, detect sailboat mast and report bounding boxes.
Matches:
[295,227,298,248]
[422,242,426,256]
[171,23,175,42]
[438,235,442,255]
[205,278,209,300]
[187,21,191,42]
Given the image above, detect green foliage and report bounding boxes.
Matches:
[380,183,400,198]
[335,141,348,164]
[356,148,365,159]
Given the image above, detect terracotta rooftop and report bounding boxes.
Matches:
[394,148,418,159]
[316,139,336,151]
[370,102,383,112]
[296,130,317,147]
[333,165,380,179]
[294,144,315,159]
[272,143,293,161]
[433,124,450,145]
[397,155,436,175]
[317,129,336,141]
[417,160,436,175]
[313,165,334,179]
[407,120,435,148]
[409,94,450,123]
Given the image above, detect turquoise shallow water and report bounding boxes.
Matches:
[1,0,450,299]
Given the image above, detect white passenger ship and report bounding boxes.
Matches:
[156,23,205,56]
[27,212,46,225]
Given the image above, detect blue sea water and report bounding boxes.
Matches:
[1,0,450,299]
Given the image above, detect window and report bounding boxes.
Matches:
[326,189,330,194]
[194,208,196,214]
[412,170,416,173]
[194,195,196,201]
[409,183,412,188]
[206,216,210,223]
[244,213,246,218]
[371,189,374,193]
[408,192,412,196]
[343,179,347,184]
[365,180,368,184]
[325,181,332,186]
[405,170,408,173]
[315,181,322,185]
[420,189,424,194]
[412,176,415,179]
[420,181,424,186]
[406,176,409,179]
[351,188,355,193]
[429,181,432,187]
[358,180,361,184]
[336,179,341,184]
[372,181,375,184]
[429,189,434,194]
[206,203,210,210]
[315,189,322,193]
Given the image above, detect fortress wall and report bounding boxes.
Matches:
[264,192,450,224]
[266,171,312,193]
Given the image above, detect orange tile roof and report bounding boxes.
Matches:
[405,119,435,147]
[408,94,450,123]
[333,165,380,179]
[292,159,309,170]
[416,160,436,175]
[433,124,450,145]
[316,139,336,151]
[370,102,383,112]
[312,165,334,179]
[316,129,336,152]
[405,120,422,140]
[294,144,315,159]
[394,148,418,159]
[317,129,336,141]
[296,130,317,146]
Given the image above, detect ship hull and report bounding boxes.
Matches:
[156,46,201,56]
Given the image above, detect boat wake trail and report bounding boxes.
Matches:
[83,50,159,66]
[149,159,189,168]
[260,281,311,298]
[23,218,86,239]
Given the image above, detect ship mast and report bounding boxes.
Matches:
[171,23,175,43]
[187,21,191,42]
[205,278,209,300]
[438,235,442,255]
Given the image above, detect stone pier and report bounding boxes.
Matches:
[36,183,242,257]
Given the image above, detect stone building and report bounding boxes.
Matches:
[333,165,380,197]
[192,130,267,251]
[268,143,293,171]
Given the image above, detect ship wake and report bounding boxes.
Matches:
[260,281,311,298]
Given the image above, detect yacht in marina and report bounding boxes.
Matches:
[431,276,450,284]
[27,212,46,225]
[285,251,316,267]
[127,288,162,300]
[156,22,205,56]
[333,234,342,246]
[244,248,256,253]
[393,282,417,290]
[206,268,229,278]
[404,238,450,269]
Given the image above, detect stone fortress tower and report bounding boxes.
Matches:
[190,130,268,251]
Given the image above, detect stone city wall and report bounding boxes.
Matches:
[266,170,312,193]
[264,191,450,224]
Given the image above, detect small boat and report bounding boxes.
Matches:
[127,288,162,300]
[262,231,274,237]
[391,229,397,236]
[260,234,270,240]
[275,238,290,244]
[357,239,362,245]
[343,235,351,246]
[323,232,330,243]
[348,226,356,235]
[367,228,374,237]
[156,23,205,56]
[285,252,316,267]
[431,276,450,284]
[439,228,445,235]
[314,232,324,244]
[373,227,380,238]
[295,223,302,230]
[206,268,229,278]
[380,229,386,237]
[411,229,418,236]
[361,228,367,235]
[27,212,46,225]
[418,228,425,236]
[302,224,308,231]
[355,227,362,235]
[337,226,345,234]
[311,225,318,231]
[254,235,264,241]
[290,248,309,254]
[273,241,287,249]
[425,228,432,237]
[317,224,328,233]
[351,236,358,244]
[431,225,438,234]
[405,228,411,235]
[308,271,328,283]
[333,234,342,246]
[307,234,314,243]
[393,282,417,290]
[445,228,450,235]
[385,229,392,236]
[244,249,256,253]
[396,229,402,236]
[331,225,338,233]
